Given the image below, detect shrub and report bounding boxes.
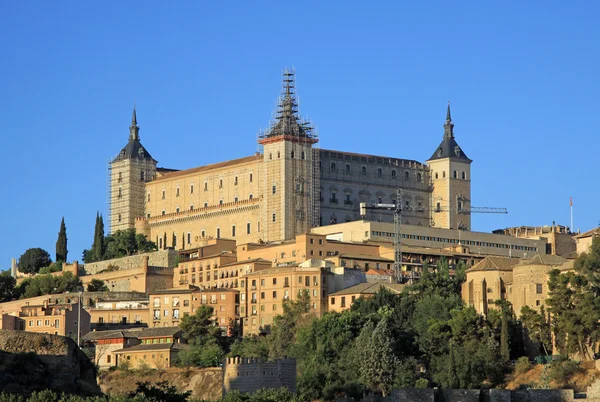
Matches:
[549,360,581,384]
[415,378,430,388]
[514,356,532,376]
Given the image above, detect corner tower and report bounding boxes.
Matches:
[258,70,319,242]
[427,103,472,230]
[109,107,157,233]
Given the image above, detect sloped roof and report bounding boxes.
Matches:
[152,154,261,182]
[330,282,406,296]
[135,327,182,339]
[522,254,568,266]
[112,138,156,163]
[465,256,520,273]
[82,329,139,341]
[574,227,600,239]
[428,136,471,162]
[113,342,188,353]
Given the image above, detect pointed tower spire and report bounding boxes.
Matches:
[129,105,139,141]
[443,101,454,138]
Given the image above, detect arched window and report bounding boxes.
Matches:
[417,173,422,182]
[277,151,280,158]
[291,151,295,159]
[346,164,351,172]
[377,168,382,177]
[331,162,336,171]
[404,171,409,180]
[462,171,466,180]
[301,151,305,160]
[361,166,367,175]
[453,170,457,179]
[391,170,396,178]
[435,172,438,179]
[443,171,446,178]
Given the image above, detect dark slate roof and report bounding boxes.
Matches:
[113,342,189,353]
[81,329,139,341]
[112,138,156,163]
[428,136,472,162]
[135,327,182,339]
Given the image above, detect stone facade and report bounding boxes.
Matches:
[493,225,576,256]
[463,255,574,318]
[110,72,474,251]
[222,357,296,395]
[83,250,178,275]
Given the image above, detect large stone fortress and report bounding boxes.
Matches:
[109,70,472,249]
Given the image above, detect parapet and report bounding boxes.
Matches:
[222,357,297,395]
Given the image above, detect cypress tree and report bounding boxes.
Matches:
[55,217,68,262]
[501,312,510,363]
[91,212,106,261]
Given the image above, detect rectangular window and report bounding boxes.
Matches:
[247,223,251,234]
[273,291,277,298]
[272,213,276,222]
[272,185,277,194]
[331,297,335,305]
[273,278,277,285]
[250,173,253,182]
[536,284,543,294]
[191,184,195,194]
[341,297,346,307]
[232,225,236,237]
[261,292,265,299]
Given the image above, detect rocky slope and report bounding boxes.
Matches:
[0,330,101,396]
[99,367,223,401]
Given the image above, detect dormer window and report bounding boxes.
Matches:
[438,148,443,157]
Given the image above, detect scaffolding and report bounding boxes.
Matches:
[258,69,319,241]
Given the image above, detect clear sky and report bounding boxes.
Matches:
[1,1,598,268]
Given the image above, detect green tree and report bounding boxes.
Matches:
[127,380,191,402]
[268,290,312,360]
[55,217,68,263]
[0,270,16,302]
[358,317,399,396]
[177,305,225,367]
[500,310,510,363]
[17,248,52,274]
[136,234,157,253]
[521,305,552,356]
[574,237,600,296]
[19,272,82,298]
[87,279,109,292]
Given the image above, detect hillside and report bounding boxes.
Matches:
[0,330,101,396]
[99,367,223,401]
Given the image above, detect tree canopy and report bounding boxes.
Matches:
[18,248,52,274]
[83,224,157,263]
[87,279,109,292]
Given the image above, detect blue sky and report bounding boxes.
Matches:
[1,1,598,268]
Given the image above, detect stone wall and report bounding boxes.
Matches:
[222,357,296,395]
[83,250,178,275]
[354,388,576,402]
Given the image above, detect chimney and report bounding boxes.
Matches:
[10,258,17,278]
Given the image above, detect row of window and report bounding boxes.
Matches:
[151,194,255,209]
[370,231,538,251]
[330,295,357,308]
[268,151,307,160]
[157,222,260,249]
[327,163,424,181]
[433,170,468,180]
[28,319,60,328]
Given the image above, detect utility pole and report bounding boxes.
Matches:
[360,192,508,283]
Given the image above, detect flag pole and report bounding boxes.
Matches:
[570,197,573,233]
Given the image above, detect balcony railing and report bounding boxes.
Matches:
[329,199,338,204]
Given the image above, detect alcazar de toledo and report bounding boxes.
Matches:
[109,69,474,252]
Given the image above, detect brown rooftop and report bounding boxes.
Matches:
[330,282,406,296]
[152,154,262,182]
[465,256,520,273]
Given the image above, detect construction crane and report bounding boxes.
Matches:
[359,189,508,283]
